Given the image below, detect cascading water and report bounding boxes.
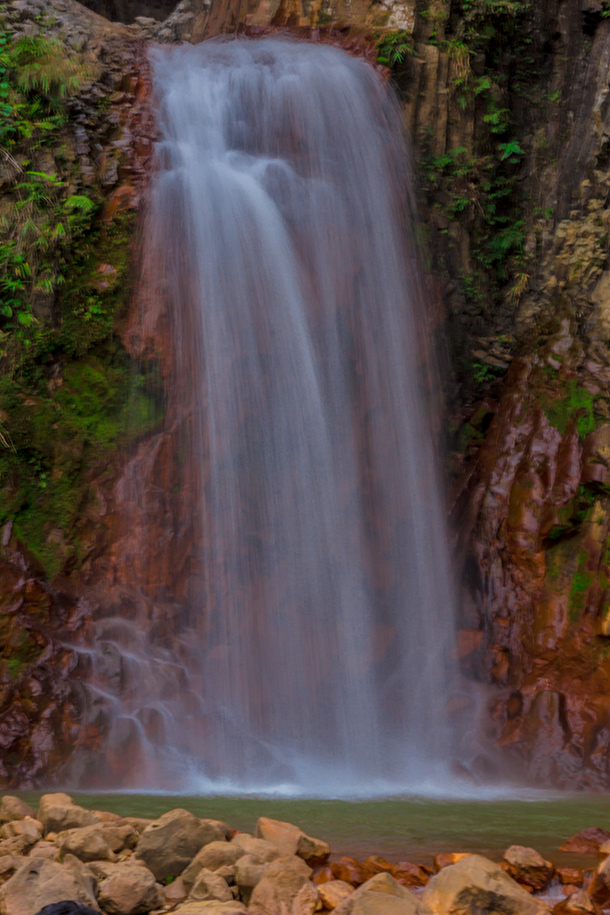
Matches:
[72,37,462,795]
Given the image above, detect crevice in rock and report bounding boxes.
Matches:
[77,0,179,24]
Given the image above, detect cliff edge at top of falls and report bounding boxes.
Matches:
[3,0,610,788]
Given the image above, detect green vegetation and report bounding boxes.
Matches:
[469,359,505,385]
[0,25,98,344]
[0,20,163,580]
[570,549,594,620]
[400,0,538,319]
[1,624,44,683]
[543,381,604,439]
[376,30,414,69]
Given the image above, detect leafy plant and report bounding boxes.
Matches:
[376,31,414,68]
[470,360,505,384]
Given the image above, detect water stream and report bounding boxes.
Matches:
[72,38,464,794]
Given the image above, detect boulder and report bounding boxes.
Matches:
[234,855,268,906]
[96,864,164,915]
[0,838,37,858]
[393,861,430,888]
[182,843,243,891]
[588,856,610,905]
[333,873,431,915]
[422,855,551,915]
[233,855,266,902]
[230,835,279,863]
[204,820,233,842]
[173,902,247,914]
[216,865,237,882]
[26,842,58,861]
[0,855,99,915]
[331,858,375,886]
[434,854,471,871]
[503,846,554,890]
[88,861,149,881]
[37,796,100,836]
[57,826,116,863]
[365,856,395,874]
[255,817,330,866]
[553,890,599,915]
[0,820,42,844]
[557,869,584,887]
[135,810,226,881]
[166,875,188,905]
[312,864,334,884]
[247,855,313,915]
[91,810,121,824]
[0,857,23,882]
[292,881,319,914]
[0,800,34,824]
[99,825,140,854]
[189,868,233,903]
[318,879,355,909]
[364,857,429,888]
[559,830,610,855]
[113,819,153,836]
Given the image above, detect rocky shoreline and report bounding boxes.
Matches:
[0,793,609,915]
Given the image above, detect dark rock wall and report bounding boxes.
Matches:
[77,0,178,23]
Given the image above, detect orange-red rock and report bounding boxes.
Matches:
[560,830,610,855]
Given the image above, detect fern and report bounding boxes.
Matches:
[8,35,85,107]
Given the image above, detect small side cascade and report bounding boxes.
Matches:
[71,37,462,795]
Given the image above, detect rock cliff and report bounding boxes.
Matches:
[2,0,610,787]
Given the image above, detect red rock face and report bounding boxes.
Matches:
[0,36,161,788]
[456,301,610,788]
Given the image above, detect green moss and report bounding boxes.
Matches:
[543,381,603,439]
[5,659,22,681]
[0,21,162,584]
[0,347,163,579]
[569,549,595,620]
[58,211,135,357]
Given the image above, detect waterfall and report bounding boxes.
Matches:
[73,37,460,795]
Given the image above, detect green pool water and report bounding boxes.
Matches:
[16,793,610,867]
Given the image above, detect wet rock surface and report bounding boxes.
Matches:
[422,855,551,915]
[0,795,602,915]
[456,299,610,786]
[3,0,610,791]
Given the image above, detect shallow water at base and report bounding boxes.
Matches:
[16,793,610,864]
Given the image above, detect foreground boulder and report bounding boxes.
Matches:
[554,890,599,915]
[255,817,330,866]
[230,836,279,864]
[173,902,247,914]
[502,846,554,890]
[247,855,314,915]
[233,856,266,904]
[318,880,354,909]
[96,864,164,915]
[0,855,99,915]
[57,826,116,864]
[0,820,42,845]
[0,801,34,825]
[588,856,610,906]
[135,810,228,880]
[182,843,244,890]
[37,796,100,836]
[188,868,233,903]
[334,872,431,915]
[422,855,551,915]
